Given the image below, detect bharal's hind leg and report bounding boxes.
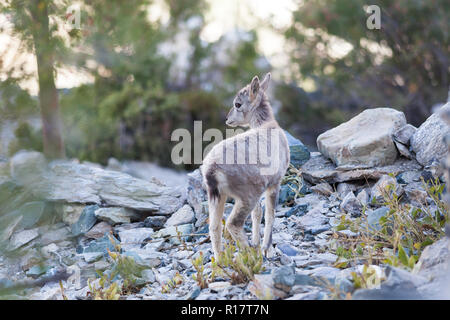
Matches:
[208,195,227,259]
[251,201,263,247]
[262,184,280,256]
[226,198,256,248]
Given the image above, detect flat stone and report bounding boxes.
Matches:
[314,252,338,265]
[285,204,308,217]
[307,225,331,235]
[82,252,104,263]
[305,266,341,284]
[164,204,195,227]
[337,229,359,237]
[287,291,324,300]
[94,207,138,225]
[125,249,164,268]
[70,205,98,236]
[208,281,231,292]
[24,158,183,214]
[385,266,427,287]
[26,265,50,278]
[94,261,110,271]
[272,265,295,292]
[298,207,329,231]
[85,221,112,239]
[301,152,422,184]
[352,265,425,300]
[40,226,71,245]
[396,171,422,185]
[317,108,406,168]
[82,234,119,254]
[277,243,299,256]
[249,274,289,299]
[152,223,194,245]
[119,227,153,251]
[8,228,39,251]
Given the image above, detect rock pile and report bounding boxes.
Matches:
[0,104,449,300]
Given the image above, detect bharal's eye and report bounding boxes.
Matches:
[235,102,242,109]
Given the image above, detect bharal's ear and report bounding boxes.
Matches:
[250,76,260,97]
[260,72,271,91]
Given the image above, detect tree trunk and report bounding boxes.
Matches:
[30,0,65,159]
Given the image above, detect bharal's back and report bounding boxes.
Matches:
[201,73,290,259]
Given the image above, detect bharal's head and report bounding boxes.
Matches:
[226,73,271,127]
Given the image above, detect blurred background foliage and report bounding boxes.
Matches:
[0,0,449,169]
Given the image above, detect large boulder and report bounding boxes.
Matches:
[317,108,406,169]
[301,152,422,184]
[10,152,183,215]
[411,102,450,166]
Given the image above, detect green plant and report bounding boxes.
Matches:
[331,178,449,272]
[87,272,121,300]
[191,252,209,289]
[281,165,308,201]
[161,272,184,293]
[87,236,146,299]
[212,241,264,284]
[106,248,146,294]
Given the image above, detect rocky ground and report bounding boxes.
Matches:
[0,103,449,300]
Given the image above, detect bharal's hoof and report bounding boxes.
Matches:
[262,245,275,259]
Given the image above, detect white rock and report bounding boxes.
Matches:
[208,281,231,292]
[23,157,183,214]
[317,108,406,169]
[119,227,154,251]
[95,207,138,225]
[8,228,39,251]
[298,207,329,230]
[164,204,195,227]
